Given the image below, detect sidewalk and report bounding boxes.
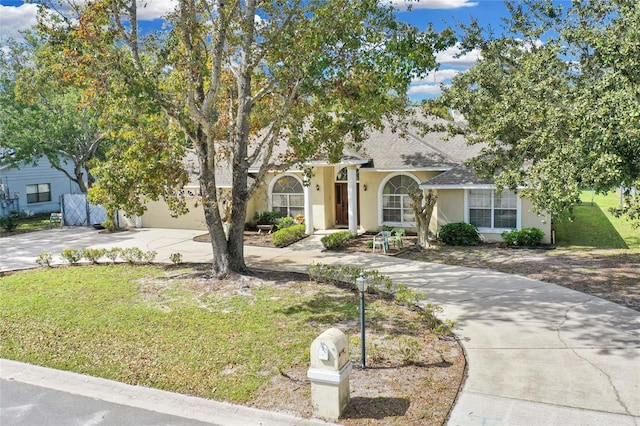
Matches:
[1,227,639,425]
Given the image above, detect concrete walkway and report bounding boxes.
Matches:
[1,227,639,425]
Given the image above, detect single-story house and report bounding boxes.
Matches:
[0,152,84,217]
[133,119,551,244]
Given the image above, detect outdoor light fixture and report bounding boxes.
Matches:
[356,272,368,368]
[315,184,320,191]
[363,184,368,191]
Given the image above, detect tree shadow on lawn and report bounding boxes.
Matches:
[555,202,629,249]
[276,291,426,338]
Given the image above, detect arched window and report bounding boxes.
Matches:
[271,175,304,218]
[382,174,419,225]
[336,167,359,182]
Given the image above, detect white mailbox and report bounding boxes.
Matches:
[307,328,351,420]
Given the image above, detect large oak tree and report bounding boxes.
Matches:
[35,0,454,276]
[433,0,640,226]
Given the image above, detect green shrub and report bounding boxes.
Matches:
[60,249,82,265]
[272,224,306,247]
[105,247,121,263]
[320,231,355,250]
[254,210,279,226]
[82,248,106,264]
[308,263,453,334]
[0,215,18,232]
[121,247,144,264]
[36,253,53,267]
[170,252,183,265]
[501,227,545,246]
[276,216,296,230]
[439,222,481,246]
[142,250,157,263]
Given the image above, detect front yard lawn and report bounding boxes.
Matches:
[0,264,464,425]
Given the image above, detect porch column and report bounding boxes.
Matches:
[347,166,358,234]
[304,184,313,235]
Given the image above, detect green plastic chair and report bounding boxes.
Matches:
[372,231,391,253]
[391,228,405,249]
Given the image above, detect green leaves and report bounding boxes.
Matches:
[435,0,640,226]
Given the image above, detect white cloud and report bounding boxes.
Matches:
[436,43,481,67]
[388,0,478,11]
[412,68,460,85]
[135,0,178,21]
[408,83,446,96]
[0,4,39,36]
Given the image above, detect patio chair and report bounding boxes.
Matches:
[391,228,406,249]
[49,212,62,229]
[372,231,391,254]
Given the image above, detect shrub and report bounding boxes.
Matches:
[170,252,183,265]
[254,210,279,226]
[501,228,545,246]
[82,248,106,264]
[272,224,306,247]
[0,215,18,232]
[121,247,144,264]
[439,222,481,246]
[320,231,355,250]
[105,247,121,263]
[141,250,157,263]
[36,253,53,267]
[308,263,452,334]
[276,216,296,231]
[60,249,82,265]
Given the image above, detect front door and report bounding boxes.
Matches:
[334,183,359,226]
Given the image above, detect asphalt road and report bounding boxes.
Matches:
[1,379,218,426]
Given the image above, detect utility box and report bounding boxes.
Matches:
[307,328,352,420]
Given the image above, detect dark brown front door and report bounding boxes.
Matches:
[335,183,359,226]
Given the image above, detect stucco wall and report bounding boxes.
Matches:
[434,189,465,231]
[434,189,552,244]
[520,198,552,244]
[137,187,254,230]
[138,195,207,230]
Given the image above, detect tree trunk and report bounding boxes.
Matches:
[410,189,438,249]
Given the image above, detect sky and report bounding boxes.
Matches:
[0,0,518,100]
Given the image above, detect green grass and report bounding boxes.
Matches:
[0,265,412,403]
[554,190,640,250]
[0,213,51,236]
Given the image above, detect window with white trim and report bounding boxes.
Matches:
[382,175,418,225]
[271,176,304,218]
[468,189,517,229]
[26,183,51,204]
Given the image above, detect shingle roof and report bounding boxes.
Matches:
[191,113,489,186]
[421,166,495,188]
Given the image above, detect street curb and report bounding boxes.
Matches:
[0,359,335,426]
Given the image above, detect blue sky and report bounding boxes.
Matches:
[0,0,524,100]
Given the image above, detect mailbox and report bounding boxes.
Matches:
[307,328,351,420]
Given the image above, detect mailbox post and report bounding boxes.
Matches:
[307,328,352,420]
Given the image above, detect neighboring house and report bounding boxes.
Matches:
[0,154,84,217]
[136,118,552,244]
